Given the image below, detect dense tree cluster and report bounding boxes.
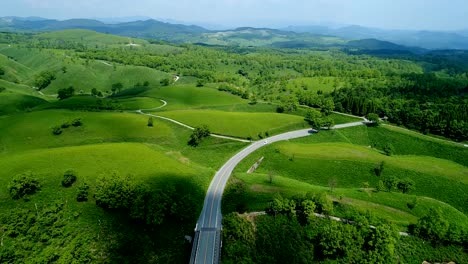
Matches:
[222,210,400,263]
[331,74,468,141]
[94,171,201,225]
[33,71,56,90]
[412,208,468,246]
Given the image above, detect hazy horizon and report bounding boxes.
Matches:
[1,0,468,31]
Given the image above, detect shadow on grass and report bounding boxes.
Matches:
[94,175,204,263]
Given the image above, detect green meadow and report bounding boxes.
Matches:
[231,125,468,230]
[158,109,309,138]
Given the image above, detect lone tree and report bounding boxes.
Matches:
[57,86,75,100]
[147,117,154,127]
[383,175,399,192]
[305,108,324,130]
[160,78,171,86]
[34,71,56,90]
[383,143,395,156]
[111,82,123,94]
[374,161,385,176]
[188,125,210,147]
[367,113,381,126]
[397,178,415,194]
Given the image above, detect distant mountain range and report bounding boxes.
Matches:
[283,25,468,50]
[1,16,467,51]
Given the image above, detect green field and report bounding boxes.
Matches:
[234,172,468,230]
[293,125,468,166]
[0,92,48,115]
[143,85,247,110]
[230,125,468,230]
[158,109,309,138]
[36,29,148,46]
[0,45,171,94]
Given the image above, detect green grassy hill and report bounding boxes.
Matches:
[36,29,148,46]
[231,125,468,230]
[159,110,308,138]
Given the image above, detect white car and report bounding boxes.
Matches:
[263,140,268,145]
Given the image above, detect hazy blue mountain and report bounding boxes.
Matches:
[284,25,468,50]
[0,17,209,43]
[0,17,440,52]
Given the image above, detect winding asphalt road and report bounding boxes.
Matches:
[190,121,367,264]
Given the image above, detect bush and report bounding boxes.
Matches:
[188,125,210,147]
[147,117,153,127]
[52,126,63,135]
[71,118,82,127]
[34,71,56,90]
[160,78,171,86]
[61,121,71,128]
[76,183,89,202]
[383,143,395,156]
[61,170,77,187]
[57,86,75,100]
[0,87,5,93]
[8,171,41,199]
[413,208,449,242]
[366,113,381,126]
[95,171,135,209]
[374,161,385,176]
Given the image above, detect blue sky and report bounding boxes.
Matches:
[1,0,467,30]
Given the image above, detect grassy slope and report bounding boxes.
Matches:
[0,45,171,93]
[144,85,247,110]
[0,92,48,115]
[36,29,148,46]
[231,125,468,229]
[235,173,468,230]
[46,62,170,94]
[0,142,212,263]
[293,125,468,166]
[158,110,309,138]
[0,110,247,168]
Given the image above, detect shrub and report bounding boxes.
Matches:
[71,118,82,127]
[160,78,171,86]
[95,171,134,209]
[57,86,75,100]
[61,169,77,187]
[367,113,381,126]
[61,121,71,128]
[374,161,385,176]
[188,125,210,147]
[0,87,5,93]
[76,183,89,202]
[413,208,449,242]
[147,117,153,127]
[52,126,63,135]
[376,180,385,192]
[397,178,415,194]
[383,143,395,156]
[8,172,41,199]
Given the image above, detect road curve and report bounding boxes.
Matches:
[190,121,367,264]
